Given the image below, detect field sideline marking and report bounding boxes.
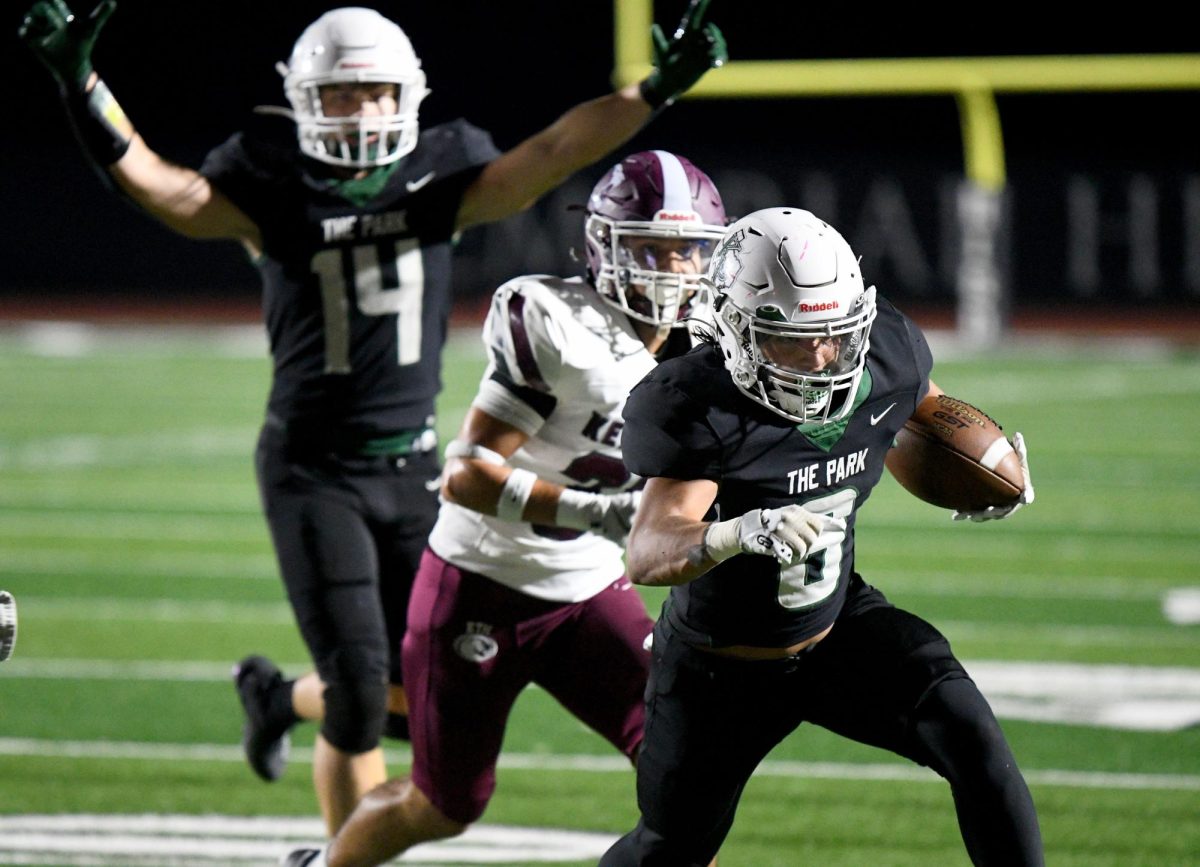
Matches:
[6,657,1200,730]
[0,814,613,866]
[0,737,1197,792]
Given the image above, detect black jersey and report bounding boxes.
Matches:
[201,120,500,439]
[621,298,933,648]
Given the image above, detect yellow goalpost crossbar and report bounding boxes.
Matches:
[613,0,1200,190]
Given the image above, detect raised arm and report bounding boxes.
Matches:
[19,1,261,253]
[454,0,727,231]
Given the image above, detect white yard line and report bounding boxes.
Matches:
[0,551,276,581]
[0,659,281,681]
[8,600,294,626]
[939,619,1200,648]
[0,815,614,866]
[0,737,1197,793]
[0,430,256,471]
[8,657,1200,730]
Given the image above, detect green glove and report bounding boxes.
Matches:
[639,0,728,109]
[18,0,116,92]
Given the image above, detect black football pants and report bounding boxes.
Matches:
[600,584,1043,866]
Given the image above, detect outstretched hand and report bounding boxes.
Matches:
[19,0,116,91]
[639,0,728,109]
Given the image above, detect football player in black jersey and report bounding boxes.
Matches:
[19,0,727,834]
[600,208,1043,866]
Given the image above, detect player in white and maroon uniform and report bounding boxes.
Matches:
[600,208,1042,866]
[280,150,726,867]
[20,0,726,834]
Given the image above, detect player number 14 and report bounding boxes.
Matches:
[311,240,425,373]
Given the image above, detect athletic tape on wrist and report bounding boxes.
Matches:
[64,77,133,167]
[702,517,741,564]
[555,487,598,531]
[495,468,537,523]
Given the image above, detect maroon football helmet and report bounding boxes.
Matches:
[584,150,726,328]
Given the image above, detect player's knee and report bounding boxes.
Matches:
[365,778,467,845]
[912,676,1015,785]
[320,678,389,753]
[408,799,466,844]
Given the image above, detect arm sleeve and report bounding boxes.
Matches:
[472,280,568,435]
[482,281,567,394]
[473,370,554,438]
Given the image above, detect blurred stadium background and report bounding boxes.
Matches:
[1,2,1198,864]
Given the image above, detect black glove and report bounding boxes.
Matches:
[639,0,728,109]
[19,0,116,93]
[19,0,131,170]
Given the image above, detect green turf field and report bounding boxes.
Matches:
[1,323,1198,866]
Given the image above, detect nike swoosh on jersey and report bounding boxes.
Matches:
[406,171,436,193]
[869,403,897,426]
[424,478,442,492]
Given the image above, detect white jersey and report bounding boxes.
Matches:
[429,275,657,602]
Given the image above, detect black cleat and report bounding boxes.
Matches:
[232,654,294,782]
[279,848,323,867]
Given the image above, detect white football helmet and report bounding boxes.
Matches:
[279,7,429,168]
[707,207,877,424]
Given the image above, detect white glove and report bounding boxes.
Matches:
[556,489,643,545]
[704,505,846,566]
[953,432,1035,522]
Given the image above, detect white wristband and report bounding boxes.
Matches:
[702,517,742,563]
[496,467,537,523]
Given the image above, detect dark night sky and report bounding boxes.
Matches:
[4,2,1198,310]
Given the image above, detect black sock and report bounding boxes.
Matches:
[268,678,301,729]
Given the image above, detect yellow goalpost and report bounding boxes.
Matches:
[613,0,1200,343]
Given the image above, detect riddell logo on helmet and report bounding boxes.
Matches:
[798,300,840,312]
[653,210,699,222]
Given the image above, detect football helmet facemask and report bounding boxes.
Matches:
[584,150,726,329]
[278,7,429,169]
[707,207,877,425]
